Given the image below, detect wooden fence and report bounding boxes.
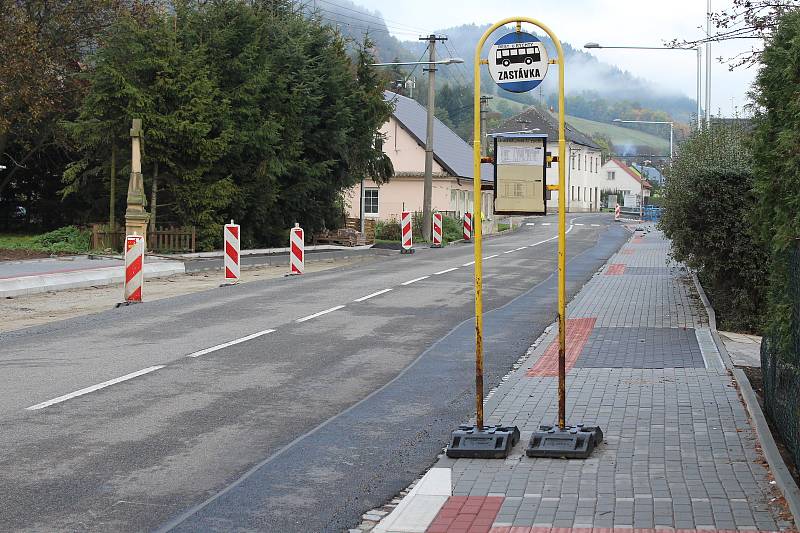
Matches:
[90,224,196,253]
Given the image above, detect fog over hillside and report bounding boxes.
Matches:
[304,1,697,123]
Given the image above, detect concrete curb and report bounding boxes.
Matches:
[734,367,800,528]
[0,261,185,298]
[692,270,800,528]
[183,247,385,273]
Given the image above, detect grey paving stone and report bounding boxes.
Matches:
[435,227,789,532]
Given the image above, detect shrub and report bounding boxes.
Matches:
[375,219,401,241]
[659,122,767,332]
[751,8,800,358]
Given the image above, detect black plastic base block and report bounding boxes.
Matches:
[115,300,141,308]
[526,424,603,459]
[430,244,443,248]
[446,424,520,459]
[400,248,415,254]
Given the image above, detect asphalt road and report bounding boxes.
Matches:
[0,213,627,532]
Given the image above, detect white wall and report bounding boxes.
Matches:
[600,159,651,205]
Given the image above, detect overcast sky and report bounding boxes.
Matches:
[355,0,759,117]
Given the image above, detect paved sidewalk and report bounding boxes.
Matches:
[369,225,797,533]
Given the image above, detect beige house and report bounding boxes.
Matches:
[492,107,604,212]
[600,158,652,204]
[346,91,493,223]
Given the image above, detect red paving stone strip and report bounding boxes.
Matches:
[605,263,626,275]
[632,236,644,244]
[488,529,784,533]
[620,249,634,255]
[426,496,504,533]
[525,318,596,377]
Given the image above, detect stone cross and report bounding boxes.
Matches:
[125,118,150,245]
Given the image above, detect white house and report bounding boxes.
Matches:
[492,107,604,212]
[600,158,652,205]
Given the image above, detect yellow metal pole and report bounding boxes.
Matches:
[472,17,567,431]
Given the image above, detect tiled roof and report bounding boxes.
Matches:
[491,106,601,150]
[611,158,652,189]
[384,91,492,182]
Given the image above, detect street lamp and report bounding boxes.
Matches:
[584,43,702,130]
[371,56,464,240]
[612,118,674,162]
[370,58,464,66]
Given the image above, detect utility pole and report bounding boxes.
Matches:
[480,96,493,156]
[705,0,712,126]
[420,34,448,242]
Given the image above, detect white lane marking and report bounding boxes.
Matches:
[354,288,392,302]
[591,223,601,227]
[27,366,165,410]
[462,261,475,267]
[483,254,499,260]
[296,305,345,323]
[187,329,276,358]
[575,223,585,226]
[541,223,552,226]
[514,246,527,251]
[525,223,535,226]
[528,225,575,247]
[401,275,430,286]
[503,249,516,254]
[433,267,458,275]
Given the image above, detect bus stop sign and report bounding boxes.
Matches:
[488,31,549,93]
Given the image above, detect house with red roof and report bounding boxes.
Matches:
[599,158,652,205]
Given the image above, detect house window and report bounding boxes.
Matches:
[584,155,588,170]
[607,171,615,180]
[577,155,581,170]
[578,187,581,201]
[596,157,600,173]
[363,188,379,215]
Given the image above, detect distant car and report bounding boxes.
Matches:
[12,206,26,219]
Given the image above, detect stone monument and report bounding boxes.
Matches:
[125,118,150,247]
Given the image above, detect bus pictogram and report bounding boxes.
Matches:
[496,45,541,67]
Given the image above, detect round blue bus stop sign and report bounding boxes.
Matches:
[488,31,549,93]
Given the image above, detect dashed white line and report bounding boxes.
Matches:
[296,305,345,323]
[525,223,535,226]
[483,254,499,260]
[591,223,601,227]
[528,225,575,247]
[433,267,458,275]
[26,365,166,410]
[575,223,585,226]
[503,249,516,254]
[401,275,430,286]
[514,246,527,251]
[354,288,393,302]
[187,329,276,358]
[462,260,475,267]
[541,223,552,226]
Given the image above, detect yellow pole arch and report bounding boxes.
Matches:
[472,17,568,430]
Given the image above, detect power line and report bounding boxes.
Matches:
[313,0,431,35]
[313,7,423,36]
[386,44,430,105]
[314,12,420,37]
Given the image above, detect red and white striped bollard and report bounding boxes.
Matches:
[290,223,304,274]
[224,220,240,284]
[124,234,144,303]
[463,212,472,242]
[401,210,414,254]
[614,204,621,222]
[431,212,443,248]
